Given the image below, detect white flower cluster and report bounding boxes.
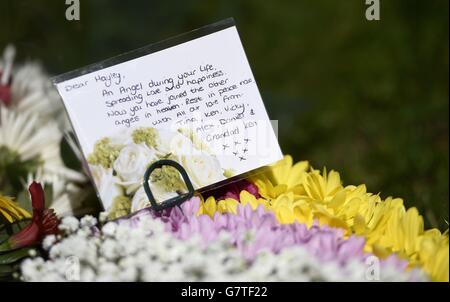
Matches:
[89,127,227,218]
[20,214,427,282]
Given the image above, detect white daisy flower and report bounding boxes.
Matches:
[0,107,85,182]
[1,45,68,128]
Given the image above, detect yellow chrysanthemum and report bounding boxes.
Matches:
[198,155,449,281]
[0,195,31,223]
[239,190,270,211]
[197,193,267,217]
[252,155,309,199]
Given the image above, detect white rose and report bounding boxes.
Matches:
[113,143,158,194]
[131,185,178,212]
[177,152,225,189]
[109,128,134,146]
[90,165,122,211]
[157,130,198,156]
[169,132,199,156]
[154,129,177,155]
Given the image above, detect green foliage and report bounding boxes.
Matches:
[61,134,83,171]
[0,146,41,196]
[0,247,36,281]
[0,247,33,265]
[0,219,35,281]
[0,218,30,244]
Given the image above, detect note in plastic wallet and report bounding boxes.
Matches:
[53,18,283,219]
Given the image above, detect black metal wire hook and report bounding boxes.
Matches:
[143,159,195,211]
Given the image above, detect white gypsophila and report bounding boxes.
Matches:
[19,214,428,282]
[58,216,80,235]
[113,143,158,194]
[42,235,57,250]
[80,215,98,228]
[101,221,117,237]
[98,211,109,223]
[89,165,122,211]
[0,107,86,184]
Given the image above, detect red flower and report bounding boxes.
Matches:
[0,71,12,106]
[0,84,11,106]
[0,182,60,251]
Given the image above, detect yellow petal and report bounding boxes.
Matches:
[276,206,295,224]
[353,214,367,235]
[0,208,14,223]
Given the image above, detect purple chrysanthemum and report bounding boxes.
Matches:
[121,195,418,278]
[145,197,407,269]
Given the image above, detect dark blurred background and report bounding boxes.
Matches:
[1,0,448,230]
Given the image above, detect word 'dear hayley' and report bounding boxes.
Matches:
[53,18,283,219]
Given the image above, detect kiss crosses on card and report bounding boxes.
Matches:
[53,18,283,219]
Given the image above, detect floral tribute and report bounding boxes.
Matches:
[0,46,448,282]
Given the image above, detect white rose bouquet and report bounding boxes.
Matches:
[86,127,229,219]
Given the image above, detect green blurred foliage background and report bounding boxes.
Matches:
[1,0,448,230]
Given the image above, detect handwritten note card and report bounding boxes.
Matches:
[54,19,282,218]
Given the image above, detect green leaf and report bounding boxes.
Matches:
[15,189,32,214]
[0,146,42,195]
[44,183,54,210]
[0,219,31,245]
[61,133,82,171]
[0,247,33,265]
[0,264,14,274]
[0,264,15,281]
